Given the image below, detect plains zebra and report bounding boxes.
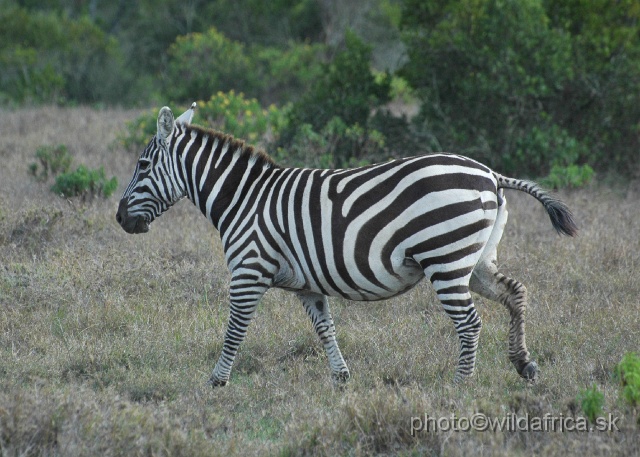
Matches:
[116,103,577,386]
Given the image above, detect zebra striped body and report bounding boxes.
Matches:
[117,105,577,386]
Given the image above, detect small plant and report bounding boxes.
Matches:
[577,383,605,424]
[198,91,285,143]
[540,164,595,190]
[118,94,286,152]
[29,145,117,200]
[615,352,640,408]
[51,166,117,200]
[28,144,72,181]
[119,108,158,151]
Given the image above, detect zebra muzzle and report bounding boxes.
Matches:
[116,199,150,234]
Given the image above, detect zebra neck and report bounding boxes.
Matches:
[177,130,276,232]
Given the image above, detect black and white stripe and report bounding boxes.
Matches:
[116,104,577,386]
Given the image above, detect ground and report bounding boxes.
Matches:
[0,106,638,456]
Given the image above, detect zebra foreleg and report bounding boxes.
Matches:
[209,278,269,387]
[297,291,350,383]
[470,261,538,381]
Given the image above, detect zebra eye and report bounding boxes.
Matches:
[138,159,152,171]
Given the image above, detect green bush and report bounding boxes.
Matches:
[577,384,605,424]
[29,145,73,182]
[51,166,118,200]
[400,0,640,179]
[119,94,286,152]
[164,28,257,102]
[198,91,286,143]
[0,6,133,104]
[510,124,590,177]
[165,26,327,106]
[273,118,386,169]
[539,164,595,190]
[253,42,326,104]
[400,0,575,172]
[615,352,640,408]
[278,30,393,167]
[119,108,159,152]
[28,144,117,200]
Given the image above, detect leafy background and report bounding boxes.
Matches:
[2,0,639,184]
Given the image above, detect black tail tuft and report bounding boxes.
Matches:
[495,174,578,237]
[543,197,578,237]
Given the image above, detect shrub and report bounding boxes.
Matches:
[119,94,286,152]
[577,384,605,424]
[539,164,595,190]
[51,166,118,200]
[273,118,386,169]
[28,145,72,182]
[401,0,640,179]
[198,91,286,143]
[164,28,257,102]
[278,30,393,167]
[400,0,575,174]
[509,124,592,179]
[253,42,326,104]
[28,144,117,200]
[615,352,640,408]
[165,26,327,106]
[0,6,133,104]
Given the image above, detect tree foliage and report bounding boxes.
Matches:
[400,0,640,178]
[164,28,325,105]
[276,31,392,167]
[0,5,132,104]
[2,0,640,181]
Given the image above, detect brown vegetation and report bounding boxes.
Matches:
[1,107,638,456]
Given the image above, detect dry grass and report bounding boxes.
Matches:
[1,106,639,456]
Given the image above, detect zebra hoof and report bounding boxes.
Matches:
[208,376,228,388]
[332,370,350,384]
[520,361,539,382]
[453,368,474,384]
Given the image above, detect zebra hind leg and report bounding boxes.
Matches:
[297,291,350,383]
[432,281,483,383]
[470,261,538,381]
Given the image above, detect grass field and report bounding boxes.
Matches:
[1,106,639,456]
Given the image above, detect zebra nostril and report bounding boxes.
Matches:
[116,198,129,225]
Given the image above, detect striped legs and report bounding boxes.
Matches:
[209,271,269,387]
[433,284,483,383]
[470,262,537,380]
[297,291,350,383]
[469,193,538,380]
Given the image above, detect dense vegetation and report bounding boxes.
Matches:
[3,0,639,183]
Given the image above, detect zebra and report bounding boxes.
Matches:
[116,103,577,386]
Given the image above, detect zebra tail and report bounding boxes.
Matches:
[494,173,578,237]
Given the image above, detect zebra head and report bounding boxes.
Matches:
[116,103,196,234]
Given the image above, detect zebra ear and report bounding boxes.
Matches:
[157,106,175,141]
[176,102,196,126]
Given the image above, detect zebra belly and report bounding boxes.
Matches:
[344,257,426,301]
[274,254,426,301]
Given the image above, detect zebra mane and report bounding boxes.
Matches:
[185,124,278,169]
